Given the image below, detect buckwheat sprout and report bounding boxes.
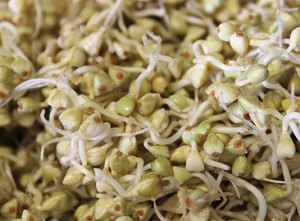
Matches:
[182,100,195,113]
[158,0,170,28]
[287,206,296,221]
[222,171,267,221]
[32,0,42,38]
[274,10,284,48]
[134,7,165,17]
[194,88,199,104]
[95,140,113,151]
[228,180,241,199]
[262,81,291,98]
[257,108,283,120]
[113,127,155,138]
[149,122,189,145]
[192,40,203,58]
[185,1,216,35]
[94,91,126,103]
[282,112,300,142]
[224,199,244,211]
[218,95,275,149]
[37,55,75,75]
[168,78,192,92]
[93,7,110,26]
[133,157,144,185]
[162,99,182,112]
[60,138,79,166]
[107,65,146,74]
[217,210,251,221]
[78,139,87,167]
[133,113,159,134]
[158,54,175,65]
[216,170,224,184]
[185,15,207,26]
[279,159,293,194]
[40,109,69,137]
[94,168,132,198]
[27,172,43,208]
[206,172,229,210]
[110,30,139,46]
[267,205,280,220]
[162,176,181,190]
[189,100,211,126]
[117,8,127,34]
[247,203,257,220]
[45,68,65,78]
[0,22,19,40]
[3,160,16,190]
[246,48,261,58]
[98,0,123,35]
[142,163,151,172]
[205,155,231,171]
[160,121,178,138]
[0,77,78,108]
[105,37,114,53]
[175,189,188,221]
[133,33,161,96]
[84,124,111,141]
[206,113,228,123]
[82,100,147,129]
[260,48,285,65]
[71,160,94,179]
[283,54,300,66]
[247,3,268,22]
[153,201,167,221]
[4,36,31,62]
[73,66,102,75]
[40,137,70,161]
[196,56,246,72]
[291,82,295,112]
[262,178,300,185]
[210,125,248,134]
[167,110,189,119]
[0,152,25,166]
[210,209,226,221]
[143,138,159,157]
[119,175,135,183]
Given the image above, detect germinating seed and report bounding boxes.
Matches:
[1,0,300,221]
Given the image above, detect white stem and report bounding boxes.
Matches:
[199,56,246,71]
[189,100,211,126]
[33,0,42,38]
[40,137,69,161]
[94,168,132,198]
[98,0,123,35]
[282,112,300,141]
[4,160,16,190]
[78,139,87,167]
[153,201,167,221]
[210,125,248,134]
[192,173,212,191]
[149,122,189,145]
[204,156,230,171]
[222,171,267,221]
[0,22,19,40]
[71,159,94,179]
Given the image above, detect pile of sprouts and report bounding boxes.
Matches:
[2,0,300,220]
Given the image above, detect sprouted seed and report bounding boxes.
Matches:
[1,0,300,221]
